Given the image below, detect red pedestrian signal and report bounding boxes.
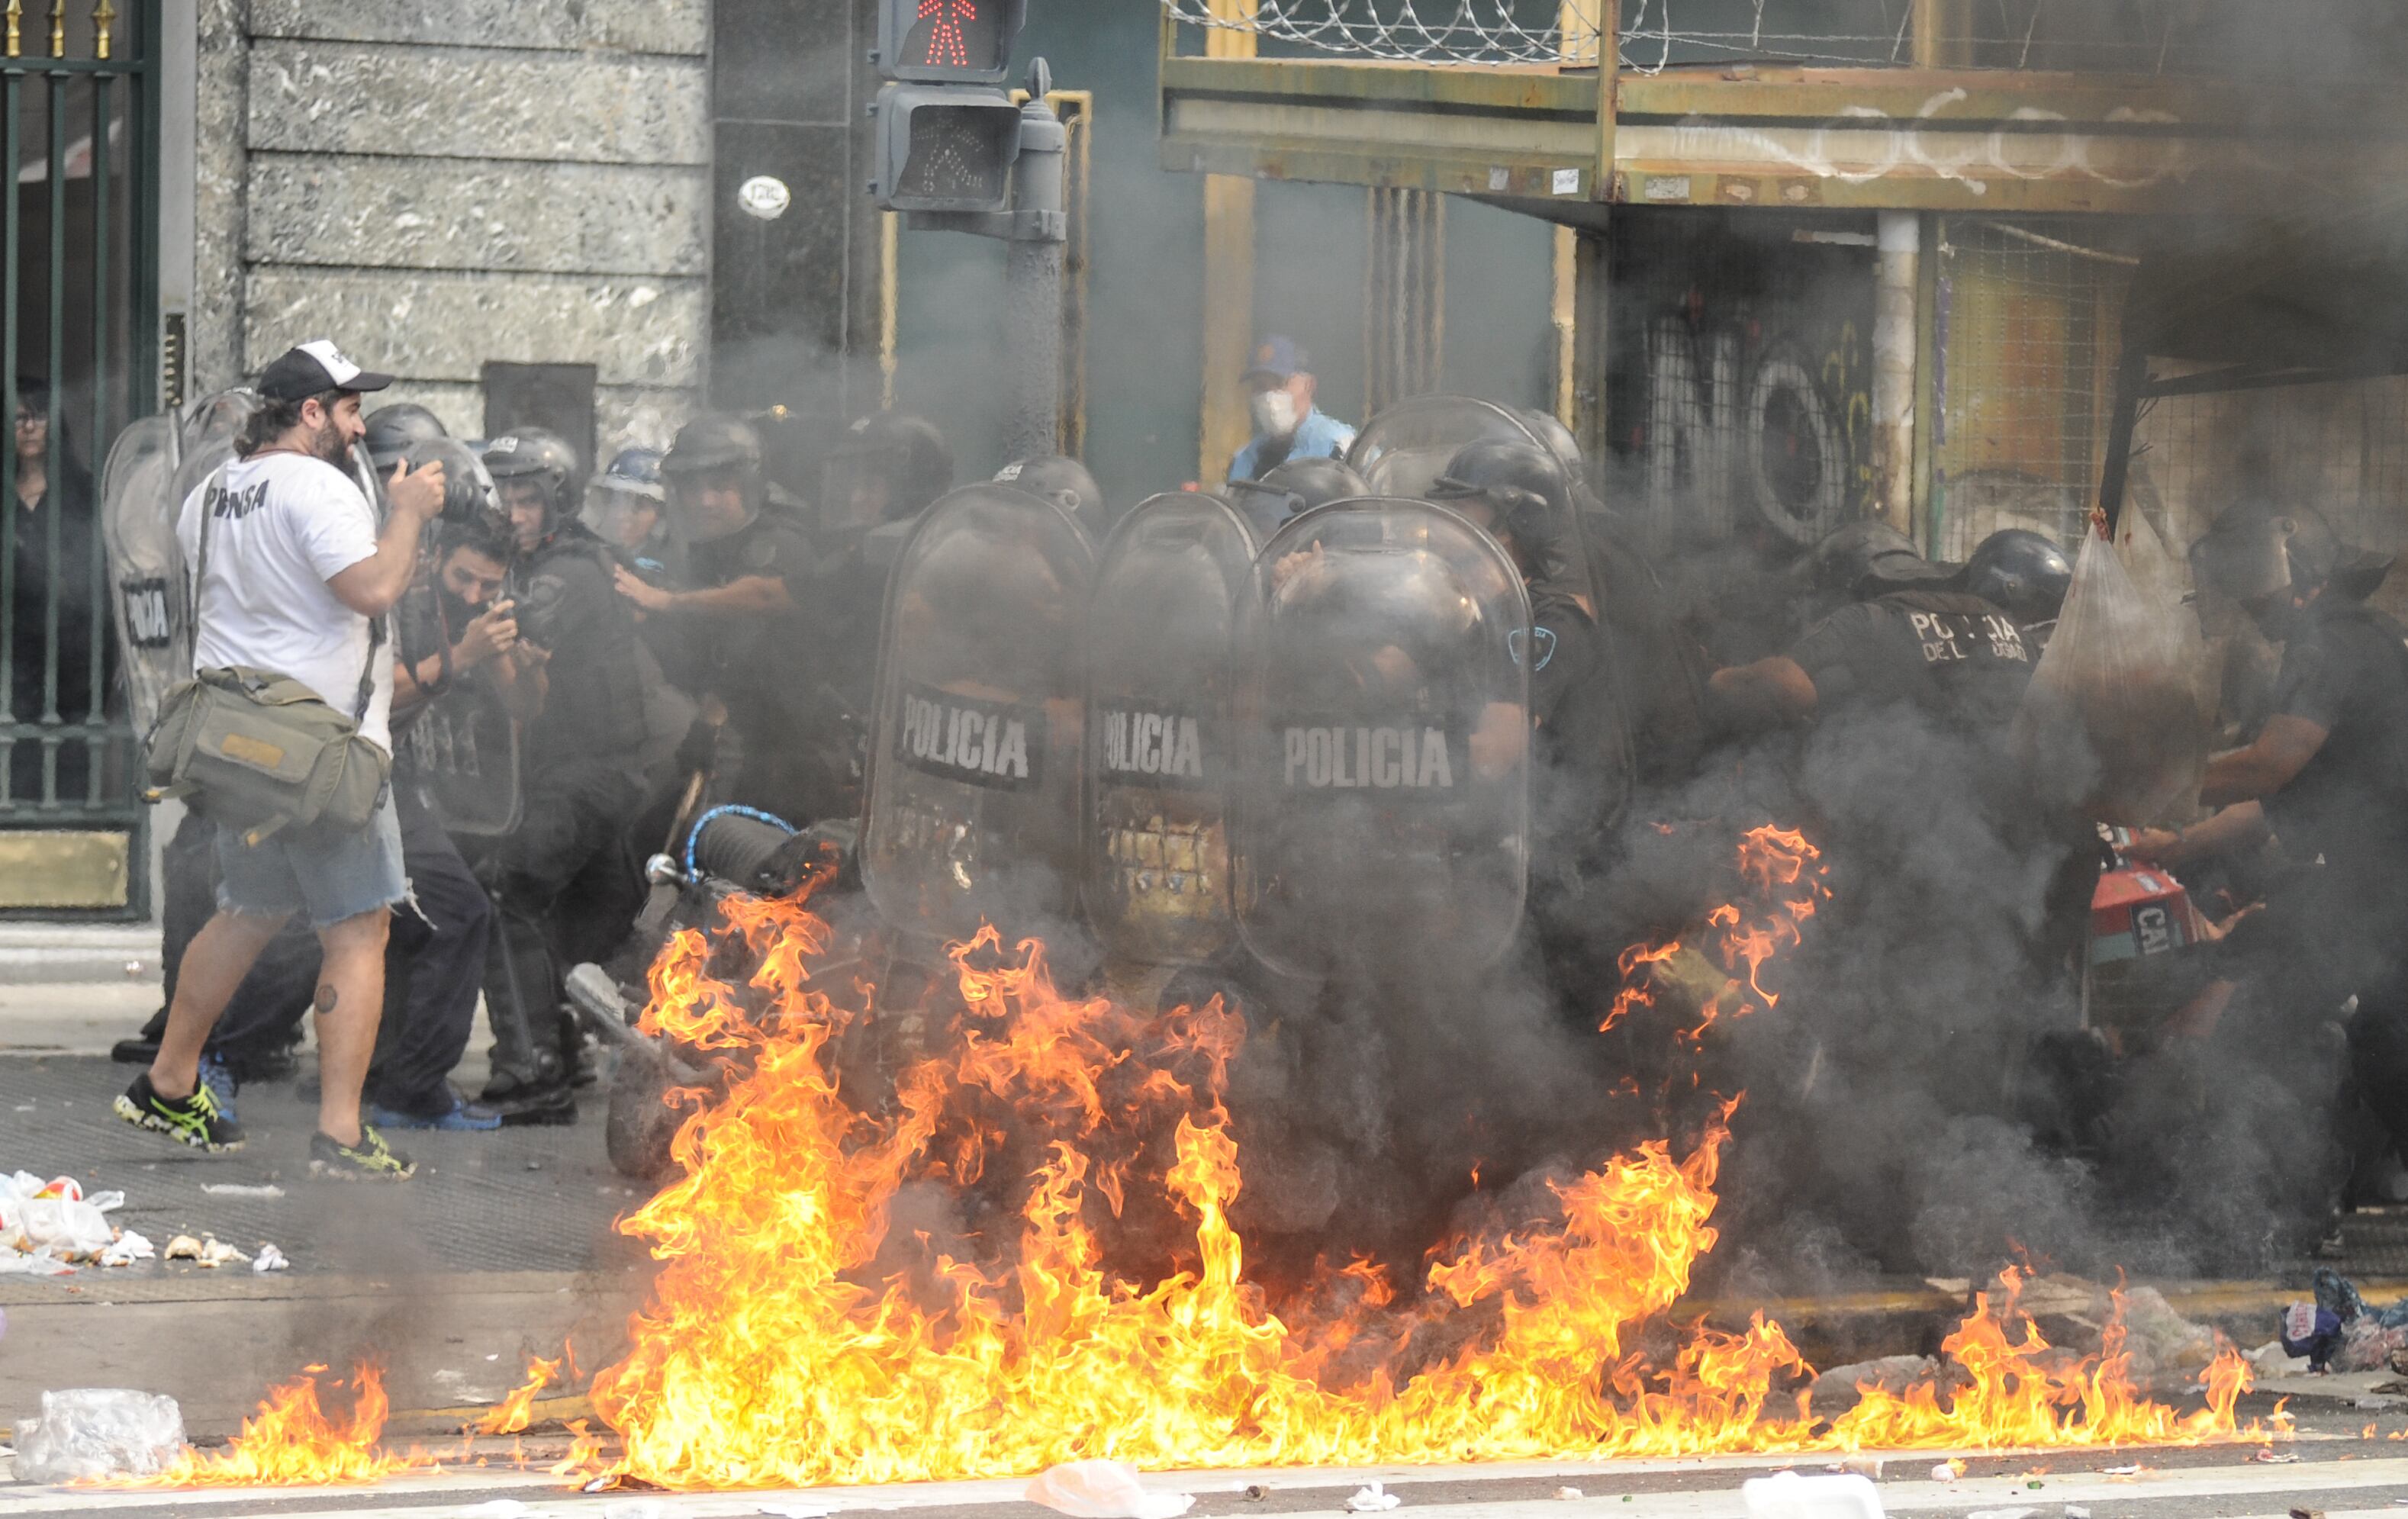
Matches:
[877,0,1025,82]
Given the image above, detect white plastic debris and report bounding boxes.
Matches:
[1026,1459,1199,1519]
[761,1506,835,1519]
[98,1230,153,1267]
[252,1243,288,1273]
[1740,1471,1885,1519]
[0,1172,121,1266]
[162,1234,202,1260]
[2097,1465,2141,1476]
[200,1183,285,1199]
[1552,1488,1582,1501]
[11,1389,186,1482]
[1964,1510,2037,1519]
[1931,1460,1965,1482]
[1346,1483,1402,1513]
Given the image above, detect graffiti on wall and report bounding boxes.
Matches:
[1621,308,1872,546]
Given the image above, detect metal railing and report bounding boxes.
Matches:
[2,0,160,913]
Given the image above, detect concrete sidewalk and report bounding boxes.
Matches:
[0,981,159,1056]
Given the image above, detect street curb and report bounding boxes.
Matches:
[0,925,163,985]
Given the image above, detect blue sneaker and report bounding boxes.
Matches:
[368,1095,502,1131]
[197,1054,240,1127]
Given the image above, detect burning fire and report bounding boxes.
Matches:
[111,1364,433,1487]
[572,851,2252,1488]
[140,823,2264,1490]
[1602,824,1830,1038]
[479,1355,562,1437]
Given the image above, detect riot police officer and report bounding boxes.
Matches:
[475,428,653,1122]
[1425,439,1632,860]
[1706,521,2028,731]
[2139,507,2408,1183]
[616,414,840,822]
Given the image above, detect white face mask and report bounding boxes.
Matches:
[1251,389,1299,439]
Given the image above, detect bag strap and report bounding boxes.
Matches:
[192,459,385,723]
[190,463,221,674]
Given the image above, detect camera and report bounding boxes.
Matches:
[399,436,506,528]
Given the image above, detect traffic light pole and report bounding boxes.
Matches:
[904,73,1067,458]
[1000,95,1067,459]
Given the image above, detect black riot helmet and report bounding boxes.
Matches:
[363,403,447,473]
[1225,455,1370,539]
[1803,519,1954,600]
[994,455,1107,539]
[1260,455,1367,512]
[1425,438,1574,574]
[1964,528,2073,624]
[481,427,580,523]
[820,410,954,532]
[1517,407,1585,486]
[663,412,764,479]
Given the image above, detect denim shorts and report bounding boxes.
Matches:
[214,791,407,928]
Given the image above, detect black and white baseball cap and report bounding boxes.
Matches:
[255,340,395,401]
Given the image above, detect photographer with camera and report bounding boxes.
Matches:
[120,342,439,1179]
[468,430,652,1123]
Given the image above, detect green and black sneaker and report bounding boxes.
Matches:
[114,1072,245,1152]
[308,1125,416,1182]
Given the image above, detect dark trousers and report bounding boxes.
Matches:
[469,761,642,1093]
[150,787,491,1112]
[372,788,492,1114]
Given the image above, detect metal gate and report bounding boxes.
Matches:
[3,0,160,915]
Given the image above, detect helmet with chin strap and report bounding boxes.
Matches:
[481,427,580,525]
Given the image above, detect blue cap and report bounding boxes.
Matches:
[594,446,666,501]
[1242,335,1309,382]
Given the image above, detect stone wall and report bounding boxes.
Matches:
[191,0,711,453]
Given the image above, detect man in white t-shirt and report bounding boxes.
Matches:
[117,340,448,1180]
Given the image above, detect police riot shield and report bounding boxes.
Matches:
[861,483,1095,945]
[398,674,523,837]
[98,415,182,735]
[1344,394,1544,501]
[1083,493,1256,966]
[1235,498,1533,980]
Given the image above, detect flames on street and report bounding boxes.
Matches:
[112,1366,423,1487]
[113,824,2269,1490]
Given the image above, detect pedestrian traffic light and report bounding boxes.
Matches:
[871,85,1023,214]
[874,0,1029,83]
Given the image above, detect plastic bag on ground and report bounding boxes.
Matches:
[1025,1459,1197,1519]
[2014,530,2215,825]
[12,1389,186,1482]
[0,1173,121,1268]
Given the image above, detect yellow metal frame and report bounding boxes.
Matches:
[1156,42,2397,215]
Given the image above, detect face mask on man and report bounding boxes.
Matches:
[1251,389,1299,440]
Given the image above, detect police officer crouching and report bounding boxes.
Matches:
[614,414,833,822]
[470,428,652,1122]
